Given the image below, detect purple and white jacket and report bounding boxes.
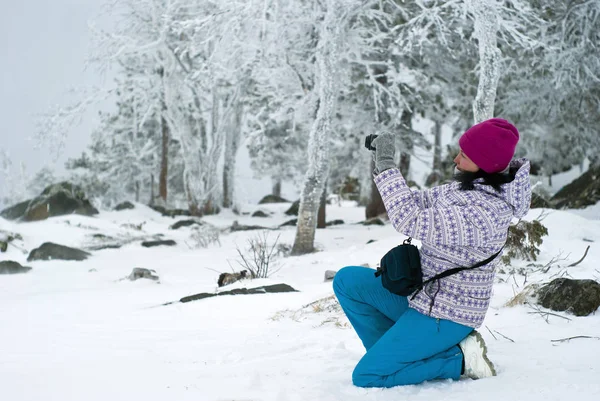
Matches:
[374,159,531,328]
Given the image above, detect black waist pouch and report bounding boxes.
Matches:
[374,238,422,296]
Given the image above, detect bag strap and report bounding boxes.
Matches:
[410,248,503,300]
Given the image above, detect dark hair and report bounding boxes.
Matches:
[454,165,518,192]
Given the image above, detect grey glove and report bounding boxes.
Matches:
[372,131,397,174]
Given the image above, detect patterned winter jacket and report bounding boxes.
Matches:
[374,159,531,328]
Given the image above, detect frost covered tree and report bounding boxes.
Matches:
[291,0,346,255]
[499,0,600,175]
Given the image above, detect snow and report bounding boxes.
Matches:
[1,203,599,401]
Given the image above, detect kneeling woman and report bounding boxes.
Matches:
[334,119,531,387]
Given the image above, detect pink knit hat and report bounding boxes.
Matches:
[458,118,520,173]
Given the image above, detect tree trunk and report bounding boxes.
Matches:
[399,110,413,177]
[159,115,169,204]
[222,98,243,209]
[272,178,282,197]
[365,159,386,219]
[291,1,342,255]
[317,180,327,229]
[425,120,443,186]
[468,0,501,123]
[150,173,155,205]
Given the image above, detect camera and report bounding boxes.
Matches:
[364,134,378,151]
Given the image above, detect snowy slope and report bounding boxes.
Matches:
[0,203,599,401]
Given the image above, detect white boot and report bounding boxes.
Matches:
[458,331,497,379]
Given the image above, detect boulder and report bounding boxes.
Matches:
[0,260,32,274]
[0,182,98,222]
[114,201,135,211]
[551,164,600,209]
[128,267,159,281]
[0,200,30,220]
[27,242,91,262]
[258,195,290,204]
[325,219,344,227]
[252,210,269,218]
[141,240,177,248]
[535,278,600,316]
[285,200,300,216]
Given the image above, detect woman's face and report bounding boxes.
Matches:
[454,149,480,173]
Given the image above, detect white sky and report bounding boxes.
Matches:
[0,0,109,185]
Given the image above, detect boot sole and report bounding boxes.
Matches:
[472,331,497,377]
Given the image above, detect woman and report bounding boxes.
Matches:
[333,118,531,387]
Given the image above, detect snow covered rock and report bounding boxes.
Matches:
[148,205,190,218]
[258,195,290,204]
[0,261,32,274]
[0,182,98,222]
[251,210,269,218]
[27,242,92,262]
[169,219,203,230]
[536,278,600,316]
[141,240,177,248]
[127,267,159,281]
[114,201,135,211]
[551,164,600,209]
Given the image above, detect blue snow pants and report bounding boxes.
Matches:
[333,265,473,387]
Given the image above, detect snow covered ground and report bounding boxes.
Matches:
[1,202,599,401]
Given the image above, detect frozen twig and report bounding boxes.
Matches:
[485,326,498,340]
[493,330,515,343]
[551,336,600,343]
[527,304,572,323]
[567,245,590,267]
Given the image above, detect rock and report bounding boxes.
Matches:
[366,239,376,244]
[252,210,269,218]
[0,260,32,274]
[170,219,203,230]
[326,219,344,227]
[279,219,297,227]
[128,267,159,281]
[0,182,98,222]
[535,278,600,316]
[361,217,385,226]
[114,201,135,211]
[230,220,270,232]
[27,242,92,262]
[551,164,600,209]
[141,240,177,248]
[218,270,249,287]
[258,195,290,204]
[149,205,190,218]
[285,200,300,216]
[179,283,298,303]
[0,200,30,220]
[324,270,337,282]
